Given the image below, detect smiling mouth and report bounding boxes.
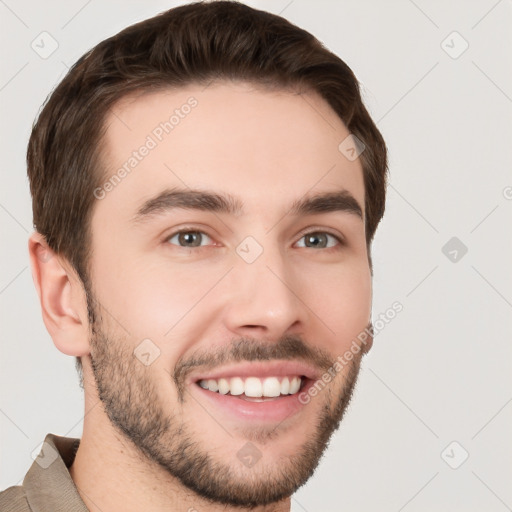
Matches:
[195,375,309,401]
[191,372,317,423]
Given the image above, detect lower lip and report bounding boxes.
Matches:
[191,378,314,423]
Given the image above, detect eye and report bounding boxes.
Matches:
[295,231,343,250]
[164,228,344,251]
[165,230,214,248]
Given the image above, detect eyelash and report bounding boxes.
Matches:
[163,227,345,252]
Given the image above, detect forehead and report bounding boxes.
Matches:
[96,82,365,225]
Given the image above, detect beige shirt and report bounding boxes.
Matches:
[0,433,88,511]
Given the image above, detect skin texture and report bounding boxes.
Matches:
[28,81,373,512]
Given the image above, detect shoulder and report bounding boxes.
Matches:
[0,485,31,512]
[0,432,82,511]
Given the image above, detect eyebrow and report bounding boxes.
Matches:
[130,187,363,224]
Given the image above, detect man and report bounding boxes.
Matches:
[0,0,387,510]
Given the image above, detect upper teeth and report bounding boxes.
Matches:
[198,376,303,397]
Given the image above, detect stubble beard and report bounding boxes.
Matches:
[87,295,364,508]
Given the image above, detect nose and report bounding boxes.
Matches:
[221,240,309,339]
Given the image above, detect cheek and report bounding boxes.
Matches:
[297,262,372,347]
[120,258,224,338]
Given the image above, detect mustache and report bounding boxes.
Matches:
[173,334,335,393]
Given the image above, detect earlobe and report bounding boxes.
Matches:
[28,231,91,357]
[361,321,374,354]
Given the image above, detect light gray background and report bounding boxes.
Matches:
[1,1,511,511]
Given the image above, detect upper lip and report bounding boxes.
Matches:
[189,360,321,384]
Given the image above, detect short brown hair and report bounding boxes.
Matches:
[27,0,388,382]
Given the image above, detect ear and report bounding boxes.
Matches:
[361,321,374,355]
[28,231,91,357]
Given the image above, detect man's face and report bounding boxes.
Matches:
[85,82,372,507]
